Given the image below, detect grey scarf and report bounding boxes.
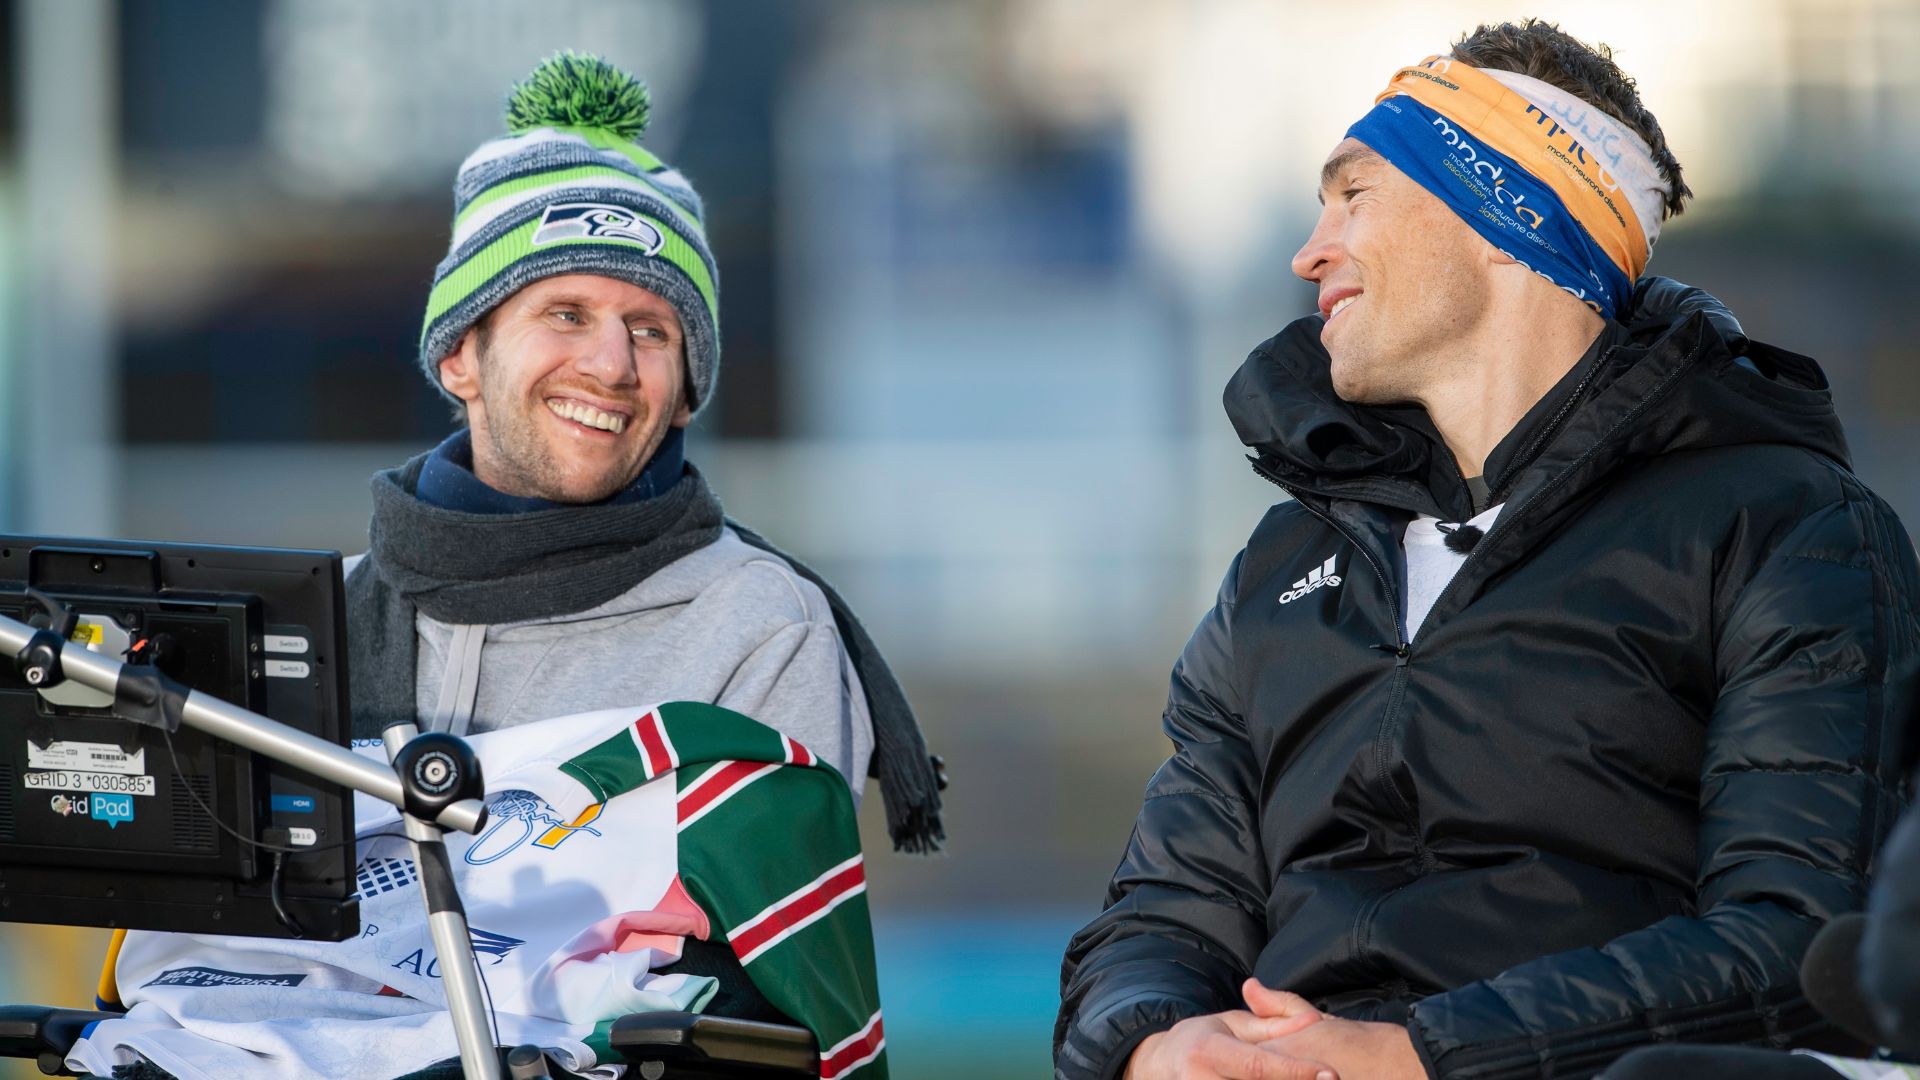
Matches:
[345,452,944,853]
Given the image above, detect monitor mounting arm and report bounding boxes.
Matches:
[0,604,511,1080]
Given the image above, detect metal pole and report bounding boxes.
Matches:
[381,723,504,1080]
[404,813,503,1080]
[184,692,485,834]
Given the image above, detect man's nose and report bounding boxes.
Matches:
[1290,209,1342,283]
[572,321,638,387]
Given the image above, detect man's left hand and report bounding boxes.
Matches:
[1243,980,1426,1080]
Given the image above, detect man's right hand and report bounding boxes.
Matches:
[1122,1003,1334,1080]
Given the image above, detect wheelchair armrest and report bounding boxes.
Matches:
[608,1011,818,1078]
[0,1005,824,1079]
[0,1005,119,1075]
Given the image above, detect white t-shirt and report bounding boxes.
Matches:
[1402,503,1504,637]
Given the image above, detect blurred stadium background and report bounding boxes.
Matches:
[1,1,1917,1076]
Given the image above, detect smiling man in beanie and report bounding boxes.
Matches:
[351,51,946,826]
[1057,20,1919,1080]
[63,53,930,1080]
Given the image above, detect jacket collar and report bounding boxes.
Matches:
[1228,281,1848,524]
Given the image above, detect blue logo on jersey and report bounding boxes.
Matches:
[354,856,419,899]
[469,927,525,963]
[389,926,525,978]
[464,790,603,865]
[531,203,665,254]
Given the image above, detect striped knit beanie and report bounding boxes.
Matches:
[419,53,720,411]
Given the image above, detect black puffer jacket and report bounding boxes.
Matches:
[1864,767,1920,1049]
[1056,282,1920,1080]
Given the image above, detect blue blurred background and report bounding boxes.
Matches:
[1,1,1918,1076]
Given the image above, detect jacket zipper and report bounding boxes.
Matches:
[1251,459,1427,873]
[1245,340,1697,963]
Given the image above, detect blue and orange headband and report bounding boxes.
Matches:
[1347,56,1672,318]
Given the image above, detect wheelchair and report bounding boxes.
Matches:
[0,595,882,1079]
[0,939,821,1078]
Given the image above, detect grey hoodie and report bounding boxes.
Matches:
[348,527,872,804]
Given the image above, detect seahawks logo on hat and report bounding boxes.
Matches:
[531,203,665,254]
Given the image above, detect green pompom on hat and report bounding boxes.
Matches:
[506,51,651,140]
[419,51,720,412]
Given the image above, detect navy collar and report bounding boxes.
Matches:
[416,426,688,514]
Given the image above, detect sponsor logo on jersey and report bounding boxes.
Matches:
[389,926,526,978]
[355,856,419,899]
[463,790,604,865]
[143,966,307,990]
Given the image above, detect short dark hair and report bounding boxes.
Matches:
[1451,19,1691,220]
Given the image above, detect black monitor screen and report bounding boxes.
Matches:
[0,537,358,941]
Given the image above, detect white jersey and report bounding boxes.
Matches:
[68,707,709,1080]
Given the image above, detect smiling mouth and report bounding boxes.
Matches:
[545,398,627,434]
[1328,294,1360,320]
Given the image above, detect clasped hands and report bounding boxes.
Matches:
[1123,979,1425,1080]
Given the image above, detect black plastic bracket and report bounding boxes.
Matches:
[12,628,66,690]
[414,838,465,917]
[111,664,188,732]
[393,732,486,826]
[608,1012,819,1077]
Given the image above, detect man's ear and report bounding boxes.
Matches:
[438,329,484,404]
[670,358,694,428]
